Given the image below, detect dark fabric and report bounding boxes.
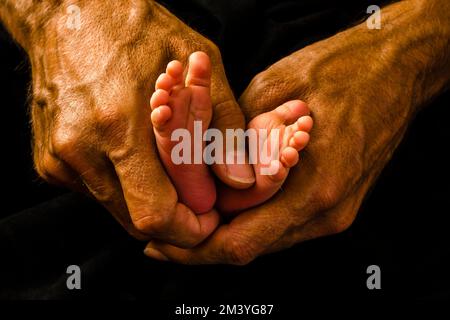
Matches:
[1,0,449,303]
[160,0,393,95]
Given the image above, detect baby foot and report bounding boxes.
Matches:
[217,100,313,214]
[150,52,216,214]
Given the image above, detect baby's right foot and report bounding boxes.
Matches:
[217,100,313,214]
[150,52,216,214]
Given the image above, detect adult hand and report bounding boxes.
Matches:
[0,0,254,244]
[144,0,450,263]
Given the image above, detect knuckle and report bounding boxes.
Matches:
[244,70,290,112]
[88,185,117,205]
[311,177,344,212]
[223,234,256,266]
[34,151,60,183]
[252,66,288,92]
[31,87,54,111]
[131,194,178,235]
[250,71,271,92]
[326,211,356,235]
[50,126,79,158]
[94,105,128,134]
[94,102,136,148]
[133,212,172,235]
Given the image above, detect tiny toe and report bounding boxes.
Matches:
[273,100,310,125]
[151,105,172,129]
[185,51,211,87]
[281,147,300,168]
[297,116,314,133]
[155,73,176,91]
[150,89,170,110]
[290,131,310,151]
[166,60,184,79]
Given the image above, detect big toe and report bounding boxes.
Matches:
[185,51,212,88]
[272,100,310,125]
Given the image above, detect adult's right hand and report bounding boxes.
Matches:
[142,0,450,264]
[1,0,253,244]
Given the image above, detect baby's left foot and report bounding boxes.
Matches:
[217,100,313,214]
[150,52,216,214]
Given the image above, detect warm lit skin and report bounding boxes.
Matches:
[0,0,255,247]
[1,0,450,264]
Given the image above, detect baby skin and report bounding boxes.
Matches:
[150,52,313,214]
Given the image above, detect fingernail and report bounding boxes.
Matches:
[227,167,256,184]
[144,247,169,261]
[225,150,255,184]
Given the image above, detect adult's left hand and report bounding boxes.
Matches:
[144,0,450,264]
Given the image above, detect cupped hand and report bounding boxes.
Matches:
[28,1,253,245]
[144,7,425,263]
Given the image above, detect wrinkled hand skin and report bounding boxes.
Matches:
[0,0,248,245]
[145,0,450,264]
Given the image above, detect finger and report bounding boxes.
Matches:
[161,205,220,247]
[144,150,325,263]
[146,192,361,264]
[60,149,149,240]
[208,52,256,189]
[31,102,85,192]
[289,155,386,244]
[144,199,294,264]
[33,142,87,194]
[108,119,220,247]
[66,147,220,245]
[35,151,81,189]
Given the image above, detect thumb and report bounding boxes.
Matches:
[209,54,255,189]
[239,64,297,119]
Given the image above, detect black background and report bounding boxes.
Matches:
[0,0,449,306]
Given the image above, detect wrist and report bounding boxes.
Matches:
[309,0,449,115]
[411,0,450,108]
[368,0,450,113]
